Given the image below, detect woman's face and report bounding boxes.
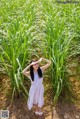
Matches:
[32,62,39,70]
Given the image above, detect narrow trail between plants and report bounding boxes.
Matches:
[29,1,46,58]
[0,75,53,119]
[0,74,80,119]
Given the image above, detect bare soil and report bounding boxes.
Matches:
[0,75,80,119]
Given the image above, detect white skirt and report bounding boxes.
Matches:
[27,81,44,110]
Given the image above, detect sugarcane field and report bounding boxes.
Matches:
[0,0,80,119]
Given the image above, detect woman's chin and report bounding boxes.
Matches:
[34,68,38,71]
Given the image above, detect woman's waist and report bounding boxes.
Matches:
[31,80,43,86]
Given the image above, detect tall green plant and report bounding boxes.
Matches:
[42,0,78,104]
[0,0,36,100]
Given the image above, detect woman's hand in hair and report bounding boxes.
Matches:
[30,59,41,66]
[30,62,36,66]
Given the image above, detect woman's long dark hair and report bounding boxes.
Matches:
[30,60,43,81]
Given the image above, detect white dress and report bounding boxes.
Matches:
[27,70,44,110]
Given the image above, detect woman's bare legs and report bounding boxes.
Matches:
[38,107,42,112]
[34,104,38,112]
[33,104,43,116]
[38,107,43,116]
[33,104,39,116]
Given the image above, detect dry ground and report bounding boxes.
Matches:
[0,75,80,119]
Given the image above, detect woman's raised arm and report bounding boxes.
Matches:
[21,64,31,77]
[40,58,51,72]
[21,59,42,77]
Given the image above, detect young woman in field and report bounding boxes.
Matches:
[22,57,51,116]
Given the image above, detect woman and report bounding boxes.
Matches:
[22,57,51,116]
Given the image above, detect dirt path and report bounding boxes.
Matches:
[0,75,53,119]
[0,75,80,119]
[52,76,80,119]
